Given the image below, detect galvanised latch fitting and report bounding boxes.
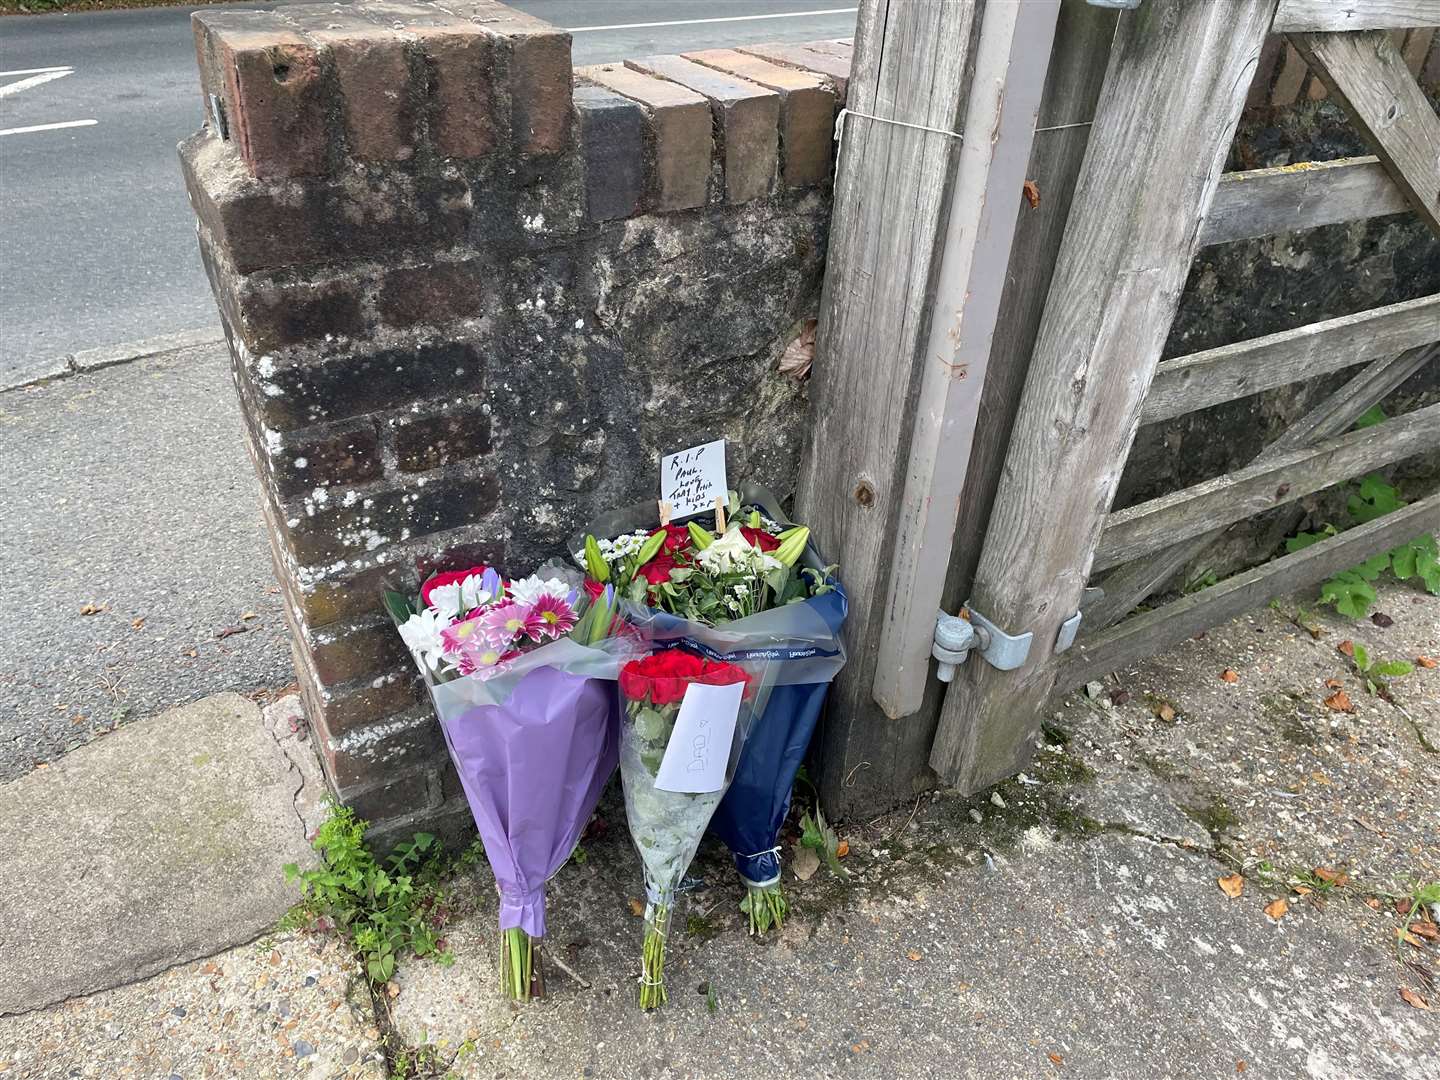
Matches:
[933,606,1034,680]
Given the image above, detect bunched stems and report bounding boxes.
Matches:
[500,927,535,1001]
[740,881,789,936]
[639,903,670,1010]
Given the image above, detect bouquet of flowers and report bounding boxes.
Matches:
[575,486,847,940]
[616,648,755,1008]
[386,563,637,1001]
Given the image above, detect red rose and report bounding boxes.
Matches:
[638,552,677,586]
[620,649,706,705]
[582,578,606,600]
[661,524,693,552]
[740,526,780,552]
[420,566,489,607]
[697,658,751,691]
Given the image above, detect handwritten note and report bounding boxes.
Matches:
[660,440,727,520]
[654,681,744,794]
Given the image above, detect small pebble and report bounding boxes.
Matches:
[171,1006,186,1018]
[969,808,984,824]
[342,1047,359,1065]
[990,792,1007,810]
[303,975,317,987]
[293,1040,315,1058]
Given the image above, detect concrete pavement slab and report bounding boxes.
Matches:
[0,928,384,1080]
[0,693,321,1016]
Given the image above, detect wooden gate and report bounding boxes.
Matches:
[805,0,1440,818]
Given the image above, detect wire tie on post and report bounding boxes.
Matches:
[833,106,964,163]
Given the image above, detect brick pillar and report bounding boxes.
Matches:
[182,0,847,843]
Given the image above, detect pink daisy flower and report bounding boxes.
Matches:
[455,642,508,677]
[439,616,486,659]
[531,593,577,639]
[489,600,546,643]
[475,604,521,649]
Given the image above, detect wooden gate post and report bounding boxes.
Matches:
[929,0,1281,794]
[796,0,1060,817]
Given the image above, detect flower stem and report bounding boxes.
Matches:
[743,882,789,936]
[639,904,670,1010]
[500,927,534,1002]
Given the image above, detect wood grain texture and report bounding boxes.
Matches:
[1086,343,1438,630]
[797,0,985,819]
[1094,401,1440,572]
[1140,293,1440,424]
[870,0,1061,719]
[941,0,1118,612]
[928,0,1280,795]
[1292,29,1440,234]
[1275,1,1440,33]
[1200,156,1410,247]
[1060,494,1440,688]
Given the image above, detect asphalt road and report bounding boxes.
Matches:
[0,1,856,387]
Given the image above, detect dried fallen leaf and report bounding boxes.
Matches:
[79,603,104,616]
[131,617,145,630]
[1313,867,1349,887]
[268,949,281,966]
[1324,677,1343,689]
[215,625,250,639]
[1236,1063,1247,1075]
[1370,612,1394,628]
[1023,179,1041,209]
[835,839,850,858]
[1400,987,1431,1010]
[1047,1053,1064,1067]
[1337,640,1355,657]
[1323,689,1355,713]
[241,611,259,621]
[777,319,818,380]
[1409,921,1439,941]
[1220,669,1239,683]
[627,898,644,917]
[792,846,821,882]
[386,981,400,999]
[1417,656,1437,669]
[907,950,922,962]
[1399,929,1425,948]
[1154,701,1176,723]
[1264,897,1289,920]
[1294,886,1312,896]
[1218,874,1244,899]
[1365,897,1383,911]
[851,1040,870,1054]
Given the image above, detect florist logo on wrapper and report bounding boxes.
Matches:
[661,439,727,520]
[654,681,743,794]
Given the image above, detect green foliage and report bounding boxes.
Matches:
[1353,405,1388,429]
[383,589,416,625]
[283,804,454,985]
[799,807,847,878]
[1284,474,1439,619]
[1347,641,1414,696]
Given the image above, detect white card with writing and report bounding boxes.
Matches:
[653,681,744,794]
[660,439,727,520]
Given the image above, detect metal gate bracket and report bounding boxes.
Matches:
[1054,610,1083,654]
[964,606,1033,671]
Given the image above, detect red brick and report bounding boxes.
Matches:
[320,707,444,787]
[389,401,493,472]
[376,259,494,327]
[335,768,438,824]
[577,63,712,211]
[684,49,835,187]
[233,274,367,351]
[283,7,417,162]
[194,14,330,178]
[309,616,411,685]
[450,0,573,156]
[268,419,383,499]
[738,42,852,100]
[358,2,500,160]
[627,55,779,203]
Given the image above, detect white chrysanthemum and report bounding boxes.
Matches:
[428,573,489,619]
[508,575,571,605]
[398,609,448,672]
[698,529,765,575]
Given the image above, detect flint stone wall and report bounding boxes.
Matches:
[184,5,1440,837]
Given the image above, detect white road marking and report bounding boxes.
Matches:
[0,118,98,137]
[567,7,857,33]
[0,66,71,77]
[0,68,74,99]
